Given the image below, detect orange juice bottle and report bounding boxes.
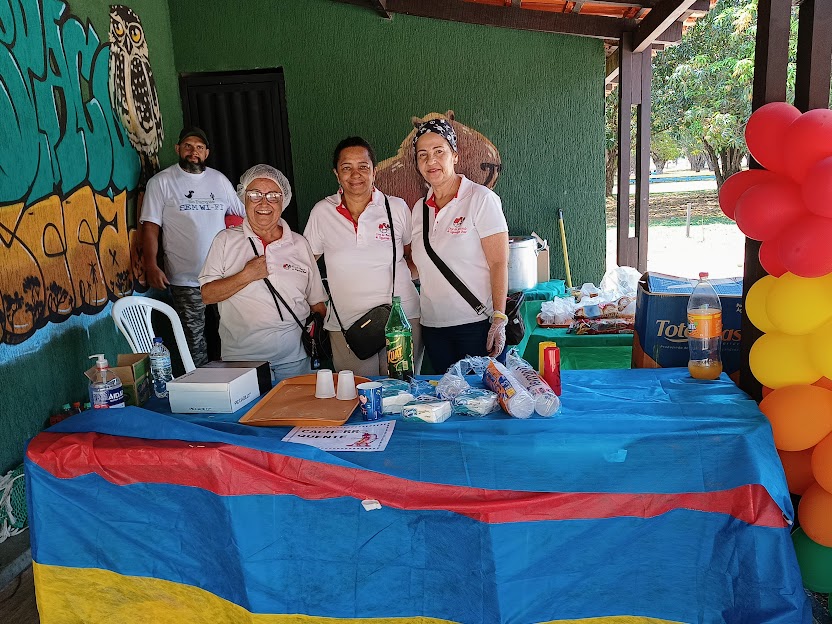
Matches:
[687,272,723,380]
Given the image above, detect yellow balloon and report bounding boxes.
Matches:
[767,273,832,335]
[746,275,778,333]
[749,331,821,389]
[809,321,832,380]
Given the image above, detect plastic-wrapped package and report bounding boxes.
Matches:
[409,378,436,398]
[401,397,452,423]
[452,389,499,416]
[436,357,490,400]
[481,359,535,419]
[380,378,411,395]
[506,351,561,417]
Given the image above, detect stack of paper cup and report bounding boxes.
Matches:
[315,369,336,399]
[336,370,357,400]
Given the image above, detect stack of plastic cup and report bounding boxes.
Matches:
[315,369,336,399]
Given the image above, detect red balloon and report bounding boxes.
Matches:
[718,169,781,219]
[780,214,832,277]
[803,157,832,218]
[734,181,806,241]
[745,102,802,173]
[784,109,832,183]
[759,237,787,277]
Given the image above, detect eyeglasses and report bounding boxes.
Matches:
[246,190,283,203]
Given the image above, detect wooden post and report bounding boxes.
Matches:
[740,0,792,400]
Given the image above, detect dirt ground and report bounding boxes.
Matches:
[604,190,747,279]
[605,190,721,227]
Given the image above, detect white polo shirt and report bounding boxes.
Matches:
[198,219,327,366]
[304,189,420,332]
[141,164,245,287]
[411,175,508,328]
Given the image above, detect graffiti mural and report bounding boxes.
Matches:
[375,110,502,208]
[0,0,158,346]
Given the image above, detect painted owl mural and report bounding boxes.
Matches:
[0,0,159,346]
[375,111,502,208]
[108,5,164,189]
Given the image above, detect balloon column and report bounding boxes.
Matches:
[721,102,832,593]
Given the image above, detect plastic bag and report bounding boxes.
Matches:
[539,298,577,325]
[481,359,535,419]
[506,350,560,417]
[599,266,642,301]
[452,389,499,417]
[436,357,491,400]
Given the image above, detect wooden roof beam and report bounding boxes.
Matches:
[632,0,699,52]
[382,0,636,40]
[369,0,391,19]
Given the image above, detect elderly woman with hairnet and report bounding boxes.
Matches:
[199,165,327,383]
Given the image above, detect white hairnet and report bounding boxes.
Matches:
[237,164,292,206]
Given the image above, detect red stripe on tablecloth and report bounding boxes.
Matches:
[27,432,788,528]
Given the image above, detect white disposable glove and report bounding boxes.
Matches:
[487,311,508,357]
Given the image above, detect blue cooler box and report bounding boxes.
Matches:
[632,272,743,382]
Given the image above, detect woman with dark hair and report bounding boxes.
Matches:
[304,137,421,376]
[409,119,510,374]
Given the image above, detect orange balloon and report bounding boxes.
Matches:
[811,432,832,493]
[759,385,832,451]
[799,483,832,547]
[778,448,816,495]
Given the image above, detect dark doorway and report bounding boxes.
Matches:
[179,68,298,229]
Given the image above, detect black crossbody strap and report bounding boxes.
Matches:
[248,237,306,332]
[421,196,487,316]
[328,194,396,329]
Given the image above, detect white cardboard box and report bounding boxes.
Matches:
[167,367,260,414]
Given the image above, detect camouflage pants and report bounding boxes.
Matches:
[169,285,216,367]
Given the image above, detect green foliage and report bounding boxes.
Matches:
[653,0,760,159]
[651,132,682,163]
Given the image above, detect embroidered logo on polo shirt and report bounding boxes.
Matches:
[447,216,467,235]
[375,222,392,241]
[282,263,307,274]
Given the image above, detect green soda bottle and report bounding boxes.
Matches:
[386,296,414,380]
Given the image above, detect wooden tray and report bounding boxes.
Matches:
[239,373,370,427]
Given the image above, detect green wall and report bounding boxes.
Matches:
[168,0,606,285]
[0,0,180,473]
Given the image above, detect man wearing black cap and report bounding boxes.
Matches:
[140,127,244,367]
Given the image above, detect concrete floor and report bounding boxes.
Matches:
[0,565,39,624]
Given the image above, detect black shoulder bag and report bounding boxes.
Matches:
[328,195,396,360]
[421,197,525,345]
[247,238,326,369]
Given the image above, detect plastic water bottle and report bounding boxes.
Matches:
[149,337,173,398]
[687,272,723,380]
[88,354,125,408]
[386,296,414,380]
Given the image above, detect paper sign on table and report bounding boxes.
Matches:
[282,421,395,452]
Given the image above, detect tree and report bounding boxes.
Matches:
[652,0,760,188]
[650,132,682,174]
[605,92,619,196]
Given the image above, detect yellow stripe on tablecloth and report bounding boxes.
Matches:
[32,563,681,624]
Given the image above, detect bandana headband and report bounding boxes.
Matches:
[412,119,458,155]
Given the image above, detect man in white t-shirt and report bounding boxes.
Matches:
[140,127,244,367]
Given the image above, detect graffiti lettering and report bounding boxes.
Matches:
[0,0,146,345]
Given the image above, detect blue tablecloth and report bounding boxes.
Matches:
[25,368,810,623]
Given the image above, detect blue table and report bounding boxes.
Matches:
[25,369,809,623]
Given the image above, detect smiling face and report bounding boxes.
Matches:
[415,132,458,188]
[334,146,375,198]
[244,178,284,235]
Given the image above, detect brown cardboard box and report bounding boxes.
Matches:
[85,354,151,406]
[532,232,550,283]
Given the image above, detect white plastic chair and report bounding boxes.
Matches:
[111,296,196,372]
